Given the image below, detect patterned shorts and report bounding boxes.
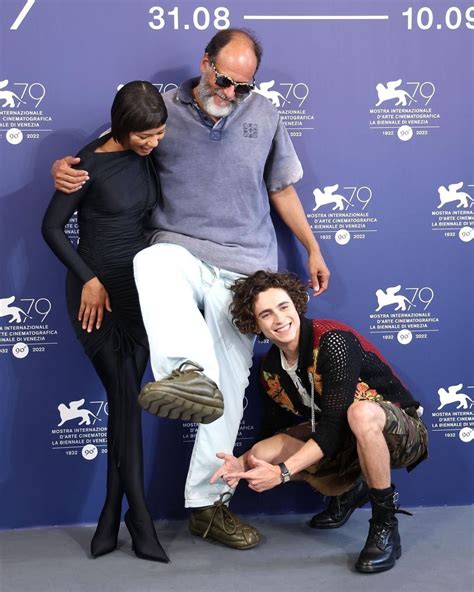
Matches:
[285,401,429,496]
[379,401,428,469]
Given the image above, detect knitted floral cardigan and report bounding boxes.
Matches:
[259,317,419,459]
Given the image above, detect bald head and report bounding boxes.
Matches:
[204,28,263,72]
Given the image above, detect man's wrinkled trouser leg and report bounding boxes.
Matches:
[134,243,254,507]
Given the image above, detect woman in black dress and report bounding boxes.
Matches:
[42,82,168,562]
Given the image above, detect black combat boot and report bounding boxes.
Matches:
[356,486,411,573]
[309,478,370,529]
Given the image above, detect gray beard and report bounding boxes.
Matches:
[196,77,242,119]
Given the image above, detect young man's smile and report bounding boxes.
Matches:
[253,287,301,353]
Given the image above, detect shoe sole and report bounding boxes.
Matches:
[189,521,260,550]
[139,388,224,424]
[355,546,402,573]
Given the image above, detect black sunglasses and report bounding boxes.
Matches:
[210,62,255,96]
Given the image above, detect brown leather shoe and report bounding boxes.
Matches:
[189,493,260,550]
[138,361,224,424]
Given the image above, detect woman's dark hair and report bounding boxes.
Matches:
[111,81,168,144]
[230,270,309,335]
[205,28,263,71]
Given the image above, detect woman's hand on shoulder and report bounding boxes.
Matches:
[79,277,112,332]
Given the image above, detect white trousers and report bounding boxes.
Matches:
[133,243,255,507]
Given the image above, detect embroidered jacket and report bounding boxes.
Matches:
[259,317,419,459]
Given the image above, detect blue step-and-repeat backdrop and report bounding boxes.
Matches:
[0,0,472,529]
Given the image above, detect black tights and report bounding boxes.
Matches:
[91,335,148,516]
[88,333,167,561]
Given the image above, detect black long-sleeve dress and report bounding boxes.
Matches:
[41,134,165,559]
[42,134,159,359]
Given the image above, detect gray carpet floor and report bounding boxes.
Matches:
[1,506,472,592]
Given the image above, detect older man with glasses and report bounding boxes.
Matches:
[51,28,329,551]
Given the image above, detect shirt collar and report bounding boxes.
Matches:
[177,77,200,104]
[280,349,298,372]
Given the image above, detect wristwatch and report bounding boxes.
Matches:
[278,462,291,484]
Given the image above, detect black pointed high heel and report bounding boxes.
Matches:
[91,532,118,558]
[124,510,170,563]
[90,501,123,558]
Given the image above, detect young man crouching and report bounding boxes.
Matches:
[211,270,428,573]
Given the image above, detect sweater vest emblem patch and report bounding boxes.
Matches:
[243,123,258,138]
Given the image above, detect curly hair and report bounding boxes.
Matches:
[230,270,308,335]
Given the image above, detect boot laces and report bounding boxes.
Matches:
[327,480,365,518]
[395,507,413,516]
[369,520,392,549]
[393,491,413,517]
[369,490,413,548]
[203,492,238,538]
[169,360,204,378]
[374,491,413,518]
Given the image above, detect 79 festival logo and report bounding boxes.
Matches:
[431,181,473,243]
[0,295,59,358]
[430,382,474,444]
[368,78,441,142]
[51,397,108,461]
[368,284,439,345]
[253,79,314,138]
[307,184,378,245]
[117,82,178,94]
[0,78,52,145]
